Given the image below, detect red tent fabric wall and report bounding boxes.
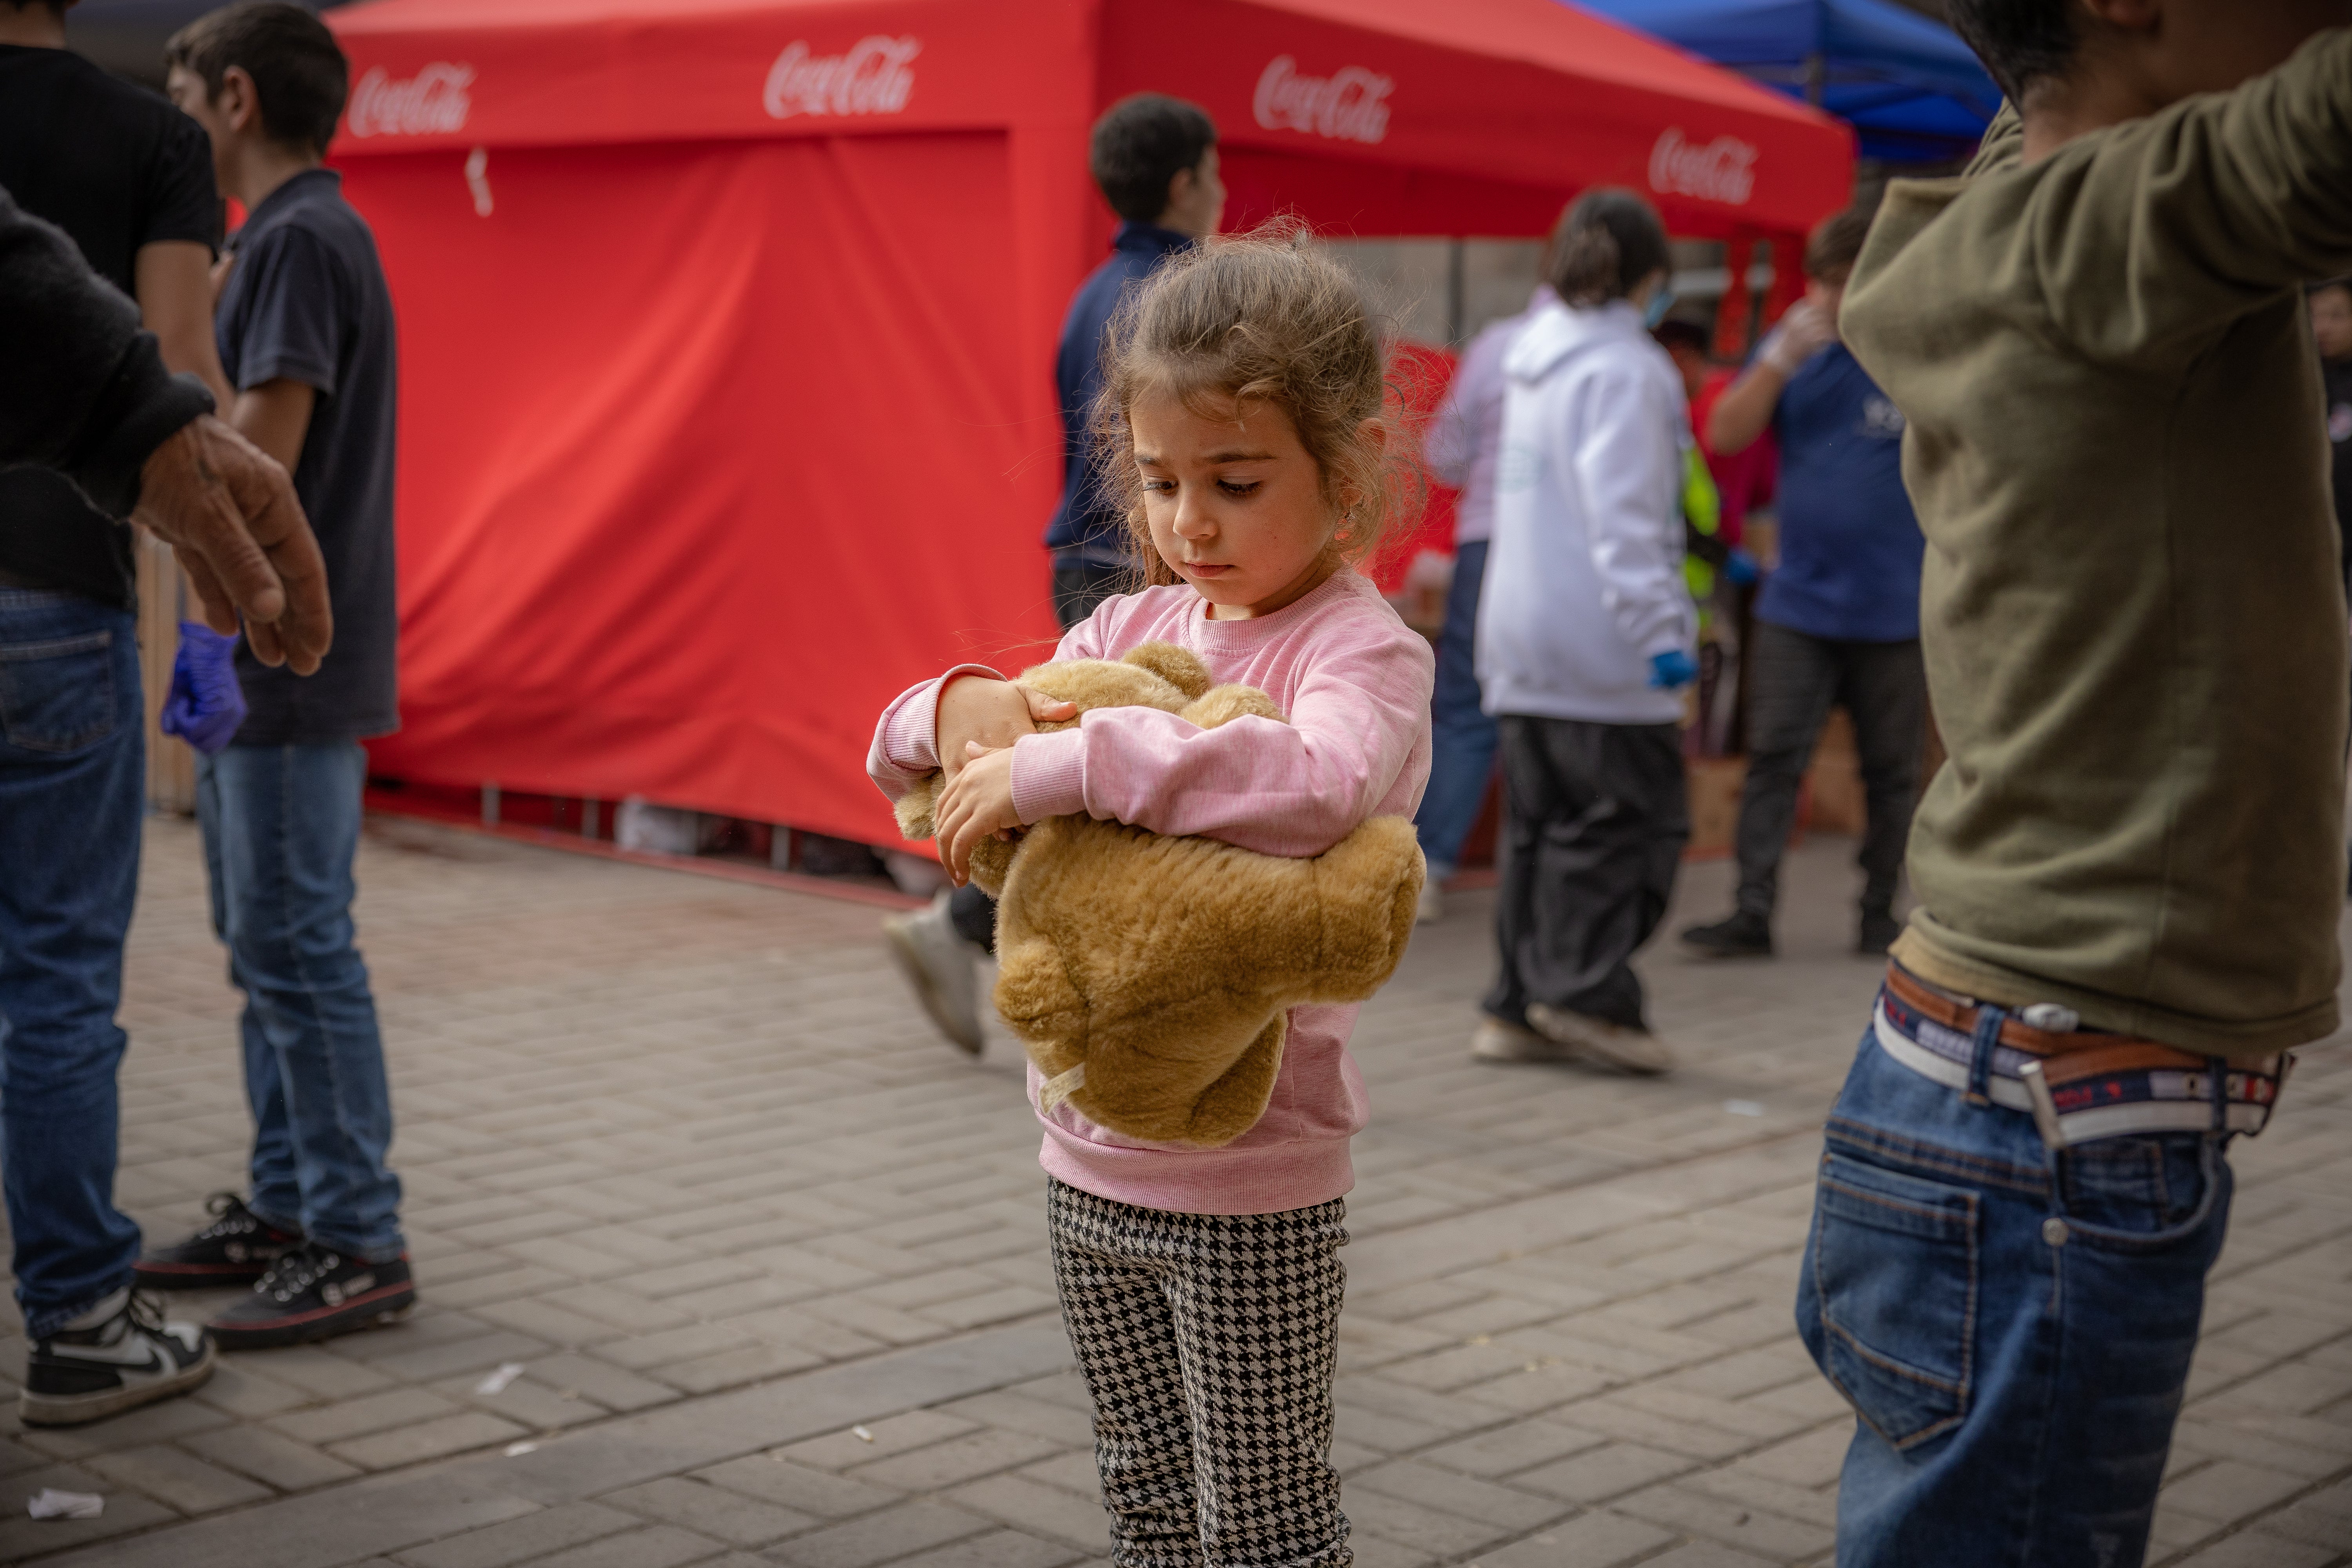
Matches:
[328,0,1849,849]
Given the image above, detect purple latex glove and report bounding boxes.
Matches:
[159,621,248,755]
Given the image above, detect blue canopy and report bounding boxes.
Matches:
[1570,0,2001,163]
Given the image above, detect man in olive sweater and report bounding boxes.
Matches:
[1794,5,2352,1564]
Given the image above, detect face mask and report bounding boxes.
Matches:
[1644,286,1679,331]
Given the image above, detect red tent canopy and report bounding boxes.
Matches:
[330,0,1849,848]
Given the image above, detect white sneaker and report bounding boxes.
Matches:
[882,892,985,1055]
[1526,1004,1677,1076]
[1471,1014,1575,1063]
[21,1289,214,1427]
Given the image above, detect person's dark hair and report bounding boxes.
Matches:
[1090,94,1218,225]
[1652,318,1710,356]
[165,3,348,157]
[1945,0,2079,102]
[1547,189,1671,308]
[1804,204,1877,283]
[1094,219,1421,588]
[2311,277,2352,301]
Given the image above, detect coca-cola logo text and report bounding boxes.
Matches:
[1648,128,1759,206]
[346,63,474,138]
[763,36,920,120]
[1253,56,1391,145]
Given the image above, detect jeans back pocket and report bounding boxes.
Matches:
[1809,1152,1980,1450]
[0,630,118,754]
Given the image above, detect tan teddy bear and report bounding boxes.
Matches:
[893,642,1423,1148]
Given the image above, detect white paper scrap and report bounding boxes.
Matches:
[504,1441,539,1458]
[1724,1099,1766,1117]
[27,1489,102,1520]
[476,1362,525,1395]
[851,1425,876,1443]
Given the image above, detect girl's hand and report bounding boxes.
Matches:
[935,677,1077,780]
[935,742,1024,884]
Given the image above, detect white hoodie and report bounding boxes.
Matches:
[1476,297,1697,726]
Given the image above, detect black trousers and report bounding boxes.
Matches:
[1484,715,1688,1032]
[1732,622,1926,923]
[947,561,1130,953]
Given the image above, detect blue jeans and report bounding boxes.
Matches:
[197,742,404,1261]
[1797,1020,2234,1567]
[0,591,147,1337]
[1415,537,1498,871]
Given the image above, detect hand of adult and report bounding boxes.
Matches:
[935,742,1024,884]
[1648,648,1699,691]
[935,676,1076,780]
[1759,298,1838,375]
[133,416,331,675]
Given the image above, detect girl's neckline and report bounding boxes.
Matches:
[1185,569,1359,639]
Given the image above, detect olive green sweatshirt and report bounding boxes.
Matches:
[1842,29,2352,1059]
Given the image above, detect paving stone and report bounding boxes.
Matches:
[693,1455,904,1519]
[763,1500,994,1568]
[527,1524,730,1568]
[1515,1441,1702,1504]
[603,1476,816,1546]
[882,1528,1085,1568]
[270,1387,465,1445]
[179,1424,366,1491]
[1471,1509,1679,1567]
[329,1410,532,1469]
[944,1473,1114,1552]
[396,1501,644,1568]
[849,1428,1069,1491]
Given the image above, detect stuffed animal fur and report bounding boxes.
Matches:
[894,642,1423,1147]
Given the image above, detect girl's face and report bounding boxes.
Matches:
[1131,389,1347,621]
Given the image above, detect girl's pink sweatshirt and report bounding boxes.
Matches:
[867,569,1434,1216]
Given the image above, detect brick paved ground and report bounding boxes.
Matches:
[0,815,2346,1568]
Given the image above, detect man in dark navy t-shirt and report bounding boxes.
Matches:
[1682,205,1929,962]
[884,94,1222,1055]
[140,2,416,1350]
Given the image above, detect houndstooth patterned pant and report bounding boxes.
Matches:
[1047,1177,1352,1568]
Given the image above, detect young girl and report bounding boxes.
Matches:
[866,227,1432,1567]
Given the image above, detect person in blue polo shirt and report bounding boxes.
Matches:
[1681,203,1927,960]
[883,93,1223,1054]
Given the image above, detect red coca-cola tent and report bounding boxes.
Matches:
[327,0,1850,849]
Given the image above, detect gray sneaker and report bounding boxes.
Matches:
[1470,1014,1575,1063]
[882,891,986,1054]
[21,1289,214,1427]
[1526,1004,1677,1076]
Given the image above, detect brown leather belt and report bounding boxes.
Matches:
[1876,963,2288,1147]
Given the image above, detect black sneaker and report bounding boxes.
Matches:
[22,1290,214,1427]
[207,1243,416,1350]
[1858,909,1905,956]
[1681,909,1774,958]
[135,1193,303,1290]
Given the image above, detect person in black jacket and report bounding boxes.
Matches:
[0,173,325,1425]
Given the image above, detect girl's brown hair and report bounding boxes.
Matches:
[1094,219,1421,589]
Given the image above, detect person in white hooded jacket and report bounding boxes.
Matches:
[1473,189,1697,1077]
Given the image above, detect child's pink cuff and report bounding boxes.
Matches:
[1011,728,1089,823]
[881,664,1002,773]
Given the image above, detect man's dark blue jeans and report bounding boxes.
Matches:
[197,742,404,1262]
[1798,1019,2234,1566]
[0,589,146,1338]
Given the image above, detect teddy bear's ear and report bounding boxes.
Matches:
[1122,642,1213,701]
[894,779,941,842]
